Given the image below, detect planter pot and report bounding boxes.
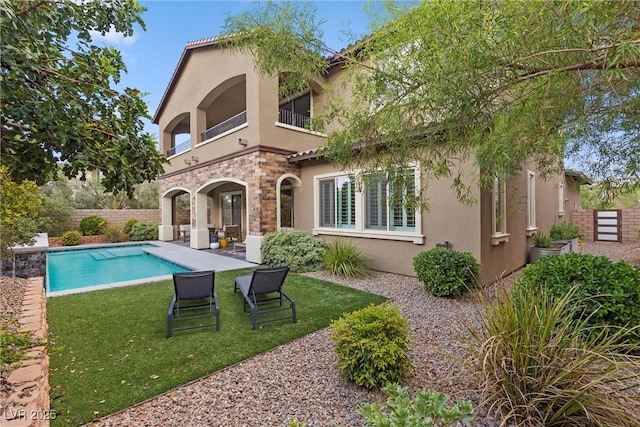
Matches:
[219,238,228,248]
[553,238,579,253]
[569,237,579,253]
[529,241,571,263]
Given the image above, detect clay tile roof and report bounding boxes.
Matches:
[287,147,326,162]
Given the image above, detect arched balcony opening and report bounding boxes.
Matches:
[164,112,191,157]
[199,75,247,143]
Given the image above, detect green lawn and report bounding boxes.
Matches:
[47,268,386,425]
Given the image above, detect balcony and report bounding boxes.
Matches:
[200,110,247,142]
[278,109,310,129]
[167,139,191,157]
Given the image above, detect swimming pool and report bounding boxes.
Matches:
[47,244,191,295]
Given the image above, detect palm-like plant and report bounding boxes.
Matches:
[324,238,373,279]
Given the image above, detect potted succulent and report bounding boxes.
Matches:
[529,231,571,263]
[550,222,583,253]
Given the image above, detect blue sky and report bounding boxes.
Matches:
[89,1,388,138]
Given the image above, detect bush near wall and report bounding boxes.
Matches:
[48,235,130,247]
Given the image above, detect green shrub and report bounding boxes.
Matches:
[324,238,372,278]
[413,247,479,297]
[469,285,640,426]
[358,383,474,426]
[122,218,139,235]
[38,195,73,236]
[78,215,107,236]
[549,222,583,240]
[261,230,327,273]
[330,303,412,389]
[128,222,158,241]
[531,231,553,248]
[61,230,82,246]
[517,253,640,340]
[104,224,125,243]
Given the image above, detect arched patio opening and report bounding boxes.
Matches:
[159,188,191,242]
[191,178,249,249]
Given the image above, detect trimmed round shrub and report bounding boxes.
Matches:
[261,230,327,273]
[122,218,139,235]
[331,303,412,389]
[413,248,479,297]
[61,230,82,246]
[517,252,640,339]
[128,222,158,241]
[324,238,372,278]
[79,215,107,236]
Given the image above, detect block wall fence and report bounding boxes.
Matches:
[70,209,160,229]
[571,207,640,242]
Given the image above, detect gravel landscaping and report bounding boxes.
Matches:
[1,241,638,426]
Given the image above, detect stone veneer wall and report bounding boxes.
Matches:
[1,277,51,427]
[1,252,46,278]
[159,148,300,236]
[571,207,640,242]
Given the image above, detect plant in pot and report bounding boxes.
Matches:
[550,222,583,253]
[529,231,570,263]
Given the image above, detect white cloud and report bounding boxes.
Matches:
[89,26,137,47]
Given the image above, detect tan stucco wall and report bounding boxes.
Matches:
[157,46,327,176]
[479,164,569,284]
[293,159,482,277]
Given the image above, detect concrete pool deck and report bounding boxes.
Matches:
[144,240,256,271]
[46,240,257,296]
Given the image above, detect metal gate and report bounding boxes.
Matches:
[593,210,622,242]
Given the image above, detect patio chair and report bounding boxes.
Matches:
[223,224,239,242]
[233,266,296,330]
[178,224,191,242]
[167,270,219,338]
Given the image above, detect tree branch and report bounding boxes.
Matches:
[15,1,47,17]
[516,58,640,82]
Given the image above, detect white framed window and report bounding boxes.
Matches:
[526,170,537,235]
[491,178,509,245]
[318,176,355,229]
[313,168,423,243]
[558,182,565,217]
[365,170,416,232]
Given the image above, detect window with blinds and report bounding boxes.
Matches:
[319,176,355,229]
[365,170,416,232]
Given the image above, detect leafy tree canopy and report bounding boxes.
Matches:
[224,0,639,203]
[0,166,44,257]
[1,0,167,197]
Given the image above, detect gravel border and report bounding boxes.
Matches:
[3,241,638,426]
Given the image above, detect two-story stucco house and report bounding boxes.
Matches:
[154,35,586,285]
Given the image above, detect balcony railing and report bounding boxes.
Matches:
[166,139,191,157]
[278,109,310,129]
[200,110,247,142]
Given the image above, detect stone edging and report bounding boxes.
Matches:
[2,277,51,427]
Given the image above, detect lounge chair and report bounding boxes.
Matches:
[167,270,219,338]
[233,266,296,330]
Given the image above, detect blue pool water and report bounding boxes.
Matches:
[47,244,191,293]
